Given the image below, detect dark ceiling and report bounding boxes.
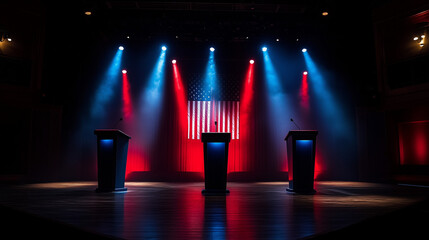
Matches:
[68,1,376,46]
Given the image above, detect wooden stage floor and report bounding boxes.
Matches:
[0,181,428,239]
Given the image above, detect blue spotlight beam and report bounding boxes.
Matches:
[262,49,292,166]
[204,50,218,97]
[302,51,350,135]
[91,48,123,119]
[140,48,167,145]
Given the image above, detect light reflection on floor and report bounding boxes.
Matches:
[1,181,428,239]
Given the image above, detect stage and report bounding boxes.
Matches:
[0,181,428,239]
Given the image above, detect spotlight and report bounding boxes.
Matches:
[322,11,329,16]
[249,59,254,64]
[162,46,167,51]
[303,71,308,75]
[119,46,124,51]
[302,48,307,53]
[6,37,12,42]
[262,46,267,52]
[414,36,419,41]
[172,59,177,64]
[276,38,280,42]
[210,47,215,52]
[84,11,92,16]
[122,69,127,74]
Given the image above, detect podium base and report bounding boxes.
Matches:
[202,189,230,196]
[96,187,127,193]
[286,188,316,195]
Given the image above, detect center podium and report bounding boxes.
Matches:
[285,130,318,194]
[201,132,231,195]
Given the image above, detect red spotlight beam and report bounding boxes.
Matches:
[122,72,133,119]
[172,63,188,136]
[299,72,309,111]
[235,62,255,172]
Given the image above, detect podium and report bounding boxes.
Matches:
[94,129,131,192]
[201,133,231,195]
[285,130,318,194]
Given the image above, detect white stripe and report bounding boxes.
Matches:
[202,101,206,133]
[218,101,221,132]
[197,101,200,139]
[192,101,195,139]
[232,102,235,139]
[227,101,231,134]
[187,101,190,139]
[207,101,211,132]
[222,101,226,132]
[237,102,239,139]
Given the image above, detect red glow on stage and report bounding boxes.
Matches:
[122,72,133,119]
[399,121,429,165]
[300,72,309,110]
[186,141,205,172]
[125,143,150,178]
[314,152,322,180]
[415,132,428,163]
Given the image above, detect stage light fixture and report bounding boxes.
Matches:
[122,69,127,74]
[162,46,167,51]
[172,59,177,64]
[249,59,254,64]
[302,48,307,53]
[303,71,308,75]
[322,11,329,16]
[262,47,267,52]
[119,46,124,51]
[413,36,419,41]
[210,47,215,52]
[84,11,92,16]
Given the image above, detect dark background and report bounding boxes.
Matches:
[0,0,428,183]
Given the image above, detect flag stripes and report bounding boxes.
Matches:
[188,100,239,140]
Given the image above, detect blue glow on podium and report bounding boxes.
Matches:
[100,139,114,147]
[296,140,313,147]
[207,142,225,150]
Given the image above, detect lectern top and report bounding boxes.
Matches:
[201,132,231,143]
[285,130,318,141]
[94,129,131,139]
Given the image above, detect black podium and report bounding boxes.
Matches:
[285,130,318,194]
[94,129,131,192]
[201,132,231,195]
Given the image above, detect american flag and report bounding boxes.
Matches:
[187,74,240,140]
